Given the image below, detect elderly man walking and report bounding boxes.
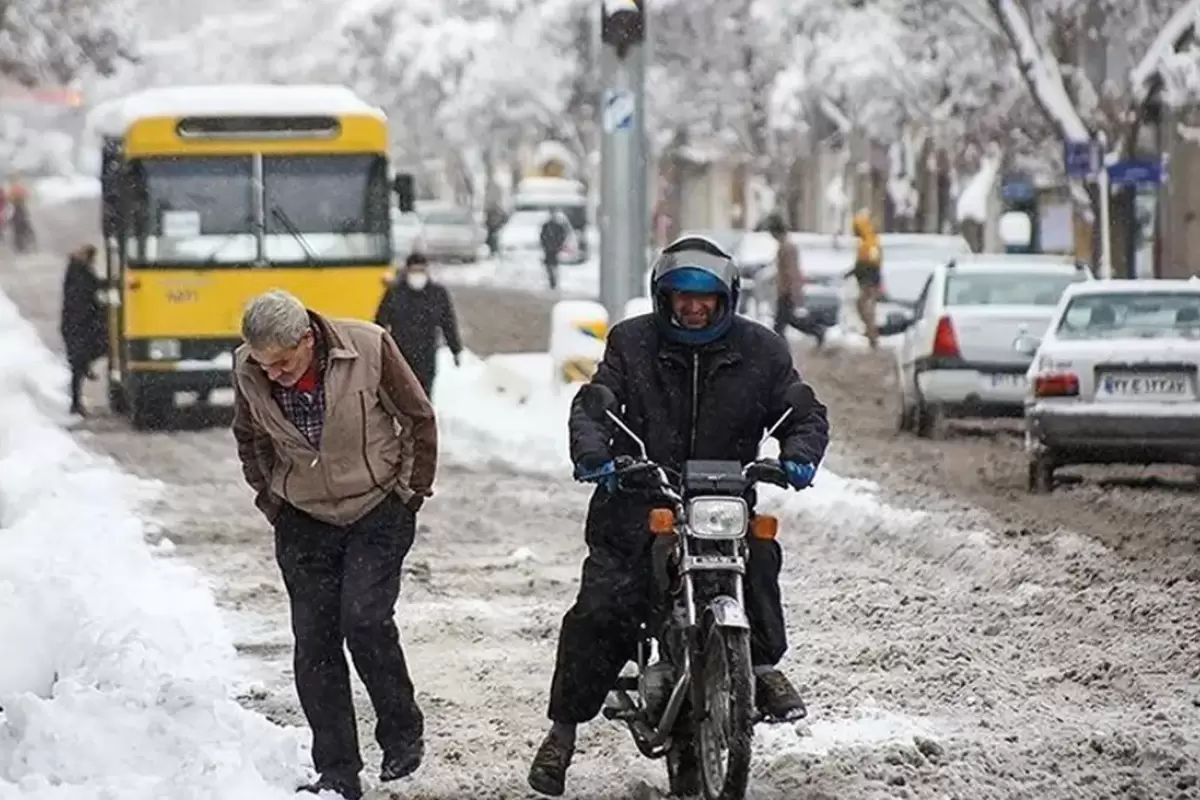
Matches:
[231,289,438,800]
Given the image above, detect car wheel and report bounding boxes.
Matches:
[1026,454,1054,494]
[914,400,937,438]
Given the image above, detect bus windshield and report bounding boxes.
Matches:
[125,156,256,267]
[123,154,391,267]
[263,154,390,265]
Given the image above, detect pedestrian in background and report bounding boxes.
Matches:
[374,252,463,398]
[59,243,108,416]
[850,210,883,348]
[767,214,827,347]
[539,210,568,290]
[231,289,438,800]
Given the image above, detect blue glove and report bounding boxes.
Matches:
[574,460,618,493]
[782,460,817,490]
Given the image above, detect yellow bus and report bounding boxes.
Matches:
[91,84,397,429]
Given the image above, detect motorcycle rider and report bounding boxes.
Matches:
[527,235,830,797]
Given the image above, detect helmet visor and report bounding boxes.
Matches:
[653,249,738,291]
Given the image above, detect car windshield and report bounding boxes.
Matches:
[1056,291,1200,339]
[945,270,1086,306]
[263,154,390,265]
[124,155,256,266]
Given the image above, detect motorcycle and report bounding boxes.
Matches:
[577,381,811,800]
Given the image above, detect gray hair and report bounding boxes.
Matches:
[241,289,311,349]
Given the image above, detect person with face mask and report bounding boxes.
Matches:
[526,235,830,797]
[374,252,464,397]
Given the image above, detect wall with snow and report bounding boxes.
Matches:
[0,289,307,799]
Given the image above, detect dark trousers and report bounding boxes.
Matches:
[543,252,559,290]
[68,358,88,412]
[774,296,827,343]
[274,494,423,778]
[546,503,787,724]
[412,364,435,398]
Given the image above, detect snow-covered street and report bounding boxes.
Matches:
[1,203,1199,798]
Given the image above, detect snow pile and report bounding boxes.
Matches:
[33,176,102,206]
[0,290,307,799]
[955,154,999,224]
[432,252,599,299]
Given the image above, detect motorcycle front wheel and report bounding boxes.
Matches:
[697,622,754,800]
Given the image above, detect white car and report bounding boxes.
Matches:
[1018,279,1200,492]
[896,254,1093,437]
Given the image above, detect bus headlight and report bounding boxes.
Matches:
[148,338,181,360]
[687,497,748,539]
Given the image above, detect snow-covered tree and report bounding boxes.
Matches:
[0,0,137,84]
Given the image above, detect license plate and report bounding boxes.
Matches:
[983,373,1027,389]
[1096,372,1193,401]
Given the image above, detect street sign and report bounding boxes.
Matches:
[602,89,635,133]
[1064,139,1100,179]
[1107,158,1165,187]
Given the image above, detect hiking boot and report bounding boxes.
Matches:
[380,738,424,782]
[755,669,807,723]
[527,731,574,796]
[296,773,363,800]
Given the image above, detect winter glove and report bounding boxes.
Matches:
[406,494,426,514]
[782,460,817,490]
[574,460,618,493]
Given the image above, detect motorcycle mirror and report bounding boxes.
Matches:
[579,383,618,422]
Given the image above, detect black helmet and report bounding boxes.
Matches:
[649,234,740,346]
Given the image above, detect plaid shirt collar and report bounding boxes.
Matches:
[271,324,328,447]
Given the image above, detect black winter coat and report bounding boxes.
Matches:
[571,314,829,475]
[60,256,108,368]
[569,314,829,550]
[373,280,463,377]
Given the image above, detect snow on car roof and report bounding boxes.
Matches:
[947,253,1084,273]
[1061,278,1200,297]
[88,84,384,137]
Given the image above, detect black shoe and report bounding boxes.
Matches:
[755,669,807,723]
[380,738,424,782]
[296,774,363,800]
[527,732,574,797]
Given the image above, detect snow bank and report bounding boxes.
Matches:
[0,290,306,799]
[955,155,999,224]
[32,176,101,207]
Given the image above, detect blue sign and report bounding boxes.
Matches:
[602,89,635,133]
[1064,140,1100,179]
[1001,179,1035,203]
[1107,158,1164,187]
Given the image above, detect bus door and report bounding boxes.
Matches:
[100,137,126,393]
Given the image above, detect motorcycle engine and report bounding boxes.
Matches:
[639,661,676,720]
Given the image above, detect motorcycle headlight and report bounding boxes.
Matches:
[687,497,748,539]
[148,338,181,360]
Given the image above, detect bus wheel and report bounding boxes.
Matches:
[131,387,173,431]
[108,381,128,414]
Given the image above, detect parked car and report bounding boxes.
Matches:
[390,206,422,264]
[417,203,484,263]
[1018,279,1200,492]
[895,254,1093,437]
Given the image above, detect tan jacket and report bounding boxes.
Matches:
[775,237,803,303]
[232,312,438,527]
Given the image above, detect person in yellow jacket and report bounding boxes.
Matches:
[850,210,882,348]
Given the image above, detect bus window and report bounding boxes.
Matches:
[262,154,391,265]
[125,155,256,267]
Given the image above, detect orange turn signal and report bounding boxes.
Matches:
[648,508,675,535]
[750,515,778,540]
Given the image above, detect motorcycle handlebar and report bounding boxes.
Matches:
[608,457,795,493]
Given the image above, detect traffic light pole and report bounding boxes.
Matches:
[598,0,648,322]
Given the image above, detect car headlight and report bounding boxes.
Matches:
[148,338,181,360]
[687,497,748,539]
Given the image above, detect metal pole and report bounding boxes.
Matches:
[598,6,648,321]
[1097,132,1113,280]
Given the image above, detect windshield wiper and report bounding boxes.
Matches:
[270,206,317,265]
